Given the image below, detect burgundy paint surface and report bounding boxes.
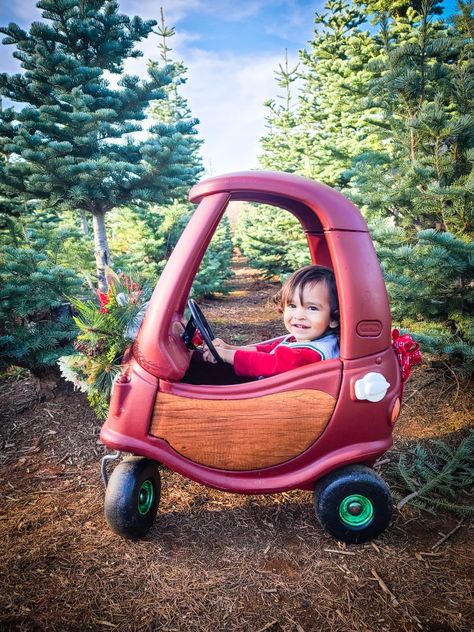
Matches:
[100,171,402,494]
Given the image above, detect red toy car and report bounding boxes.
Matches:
[100,171,415,543]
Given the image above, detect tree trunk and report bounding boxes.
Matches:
[92,210,112,291]
[410,129,416,162]
[80,209,89,235]
[31,365,62,401]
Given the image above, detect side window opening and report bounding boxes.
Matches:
[182,202,340,387]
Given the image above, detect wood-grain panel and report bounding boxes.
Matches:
[150,389,335,470]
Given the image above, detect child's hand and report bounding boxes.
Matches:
[202,339,235,365]
[202,338,224,363]
[211,338,230,349]
[202,342,218,363]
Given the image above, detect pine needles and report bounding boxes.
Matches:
[390,431,474,516]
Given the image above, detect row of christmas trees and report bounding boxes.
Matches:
[0,2,232,381]
[0,0,472,383]
[237,0,473,374]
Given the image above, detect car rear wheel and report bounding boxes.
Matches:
[314,464,392,544]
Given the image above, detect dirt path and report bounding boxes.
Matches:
[0,258,473,632]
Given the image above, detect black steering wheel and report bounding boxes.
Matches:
[182,299,223,363]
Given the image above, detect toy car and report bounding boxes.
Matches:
[100,170,410,544]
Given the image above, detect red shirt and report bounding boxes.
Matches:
[233,334,339,379]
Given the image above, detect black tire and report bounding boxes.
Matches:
[314,465,392,544]
[104,457,161,539]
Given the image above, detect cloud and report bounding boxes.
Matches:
[263,2,316,44]
[126,31,288,174]
[182,49,284,174]
[197,1,264,22]
[119,0,203,24]
[0,0,305,175]
[0,0,42,23]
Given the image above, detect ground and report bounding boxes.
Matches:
[0,259,473,632]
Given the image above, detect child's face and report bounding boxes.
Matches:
[283,281,338,342]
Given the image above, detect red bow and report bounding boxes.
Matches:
[392,329,422,382]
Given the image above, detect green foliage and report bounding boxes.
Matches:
[0,240,81,375]
[255,0,473,373]
[0,0,202,288]
[371,223,474,373]
[259,50,303,173]
[390,431,474,515]
[346,2,474,236]
[235,204,310,280]
[20,209,95,275]
[296,0,383,185]
[259,0,383,184]
[148,8,203,165]
[58,269,151,419]
[108,201,234,297]
[355,0,443,20]
[193,215,234,297]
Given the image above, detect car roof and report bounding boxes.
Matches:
[189,170,368,233]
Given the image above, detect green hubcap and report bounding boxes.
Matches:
[339,494,374,527]
[138,480,155,516]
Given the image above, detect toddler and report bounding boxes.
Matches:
[203,265,340,379]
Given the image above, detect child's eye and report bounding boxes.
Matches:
[288,303,296,309]
[308,306,318,311]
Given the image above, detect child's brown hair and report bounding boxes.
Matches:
[275,265,339,327]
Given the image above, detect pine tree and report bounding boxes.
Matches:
[0,0,201,290]
[105,9,232,297]
[355,0,442,19]
[106,204,161,279]
[297,0,382,186]
[104,7,204,285]
[390,430,474,515]
[15,207,96,275]
[246,1,382,281]
[371,222,474,373]
[107,200,234,297]
[346,1,474,236]
[259,50,303,173]
[0,237,81,380]
[235,203,310,280]
[192,214,233,297]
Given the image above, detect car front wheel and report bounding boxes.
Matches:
[104,457,161,539]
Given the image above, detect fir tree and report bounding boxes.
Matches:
[15,207,96,275]
[0,0,201,290]
[259,50,302,173]
[356,0,442,19]
[252,1,473,373]
[147,7,203,178]
[297,0,382,186]
[390,430,474,515]
[107,200,234,297]
[193,214,233,297]
[0,236,81,381]
[347,1,474,236]
[105,9,232,297]
[246,1,381,281]
[235,203,310,280]
[371,222,474,373]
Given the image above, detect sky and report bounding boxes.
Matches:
[0,0,459,176]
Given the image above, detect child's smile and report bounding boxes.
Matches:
[283,281,337,342]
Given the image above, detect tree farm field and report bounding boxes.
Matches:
[0,259,473,632]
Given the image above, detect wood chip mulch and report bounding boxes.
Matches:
[1,259,473,632]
